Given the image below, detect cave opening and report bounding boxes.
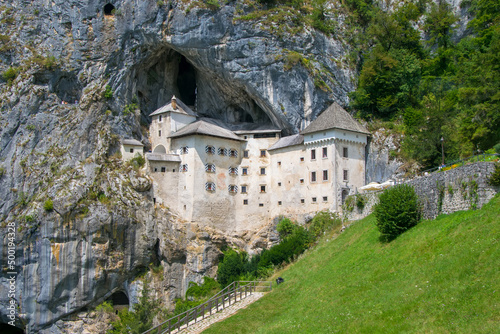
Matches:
[177,56,197,107]
[106,291,129,313]
[104,3,115,15]
[0,323,25,334]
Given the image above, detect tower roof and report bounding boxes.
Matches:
[149,96,196,117]
[301,102,370,135]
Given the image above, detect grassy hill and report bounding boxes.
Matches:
[204,195,500,333]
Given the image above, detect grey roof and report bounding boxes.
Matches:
[169,118,244,142]
[149,98,196,117]
[122,139,144,146]
[268,134,304,151]
[301,102,370,135]
[145,153,181,162]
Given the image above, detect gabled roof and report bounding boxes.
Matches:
[145,153,181,162]
[268,134,304,151]
[122,139,144,146]
[169,118,244,142]
[149,97,196,117]
[301,102,370,135]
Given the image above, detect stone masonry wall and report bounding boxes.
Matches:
[352,162,499,221]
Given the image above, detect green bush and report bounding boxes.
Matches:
[185,277,220,299]
[103,85,113,100]
[130,153,145,169]
[276,217,296,239]
[2,67,18,85]
[374,184,421,241]
[44,199,54,212]
[494,143,500,154]
[216,249,248,287]
[355,194,367,210]
[488,163,500,186]
[308,211,342,239]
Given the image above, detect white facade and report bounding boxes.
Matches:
[121,139,144,161]
[146,97,369,233]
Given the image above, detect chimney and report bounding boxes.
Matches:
[171,95,177,110]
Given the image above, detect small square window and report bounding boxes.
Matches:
[300,157,304,162]
[312,197,317,203]
[242,168,248,175]
[129,148,134,153]
[260,168,266,175]
[243,150,249,158]
[154,167,158,172]
[311,171,317,182]
[300,179,304,184]
[278,201,282,206]
[322,147,328,158]
[311,149,316,160]
[259,203,264,207]
[243,199,248,205]
[323,196,328,202]
[260,185,266,193]
[241,186,247,193]
[278,161,281,166]
[300,199,305,204]
[343,147,348,158]
[278,182,282,187]
[161,167,166,172]
[260,150,266,157]
[172,169,176,172]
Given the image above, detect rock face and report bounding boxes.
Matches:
[0,0,472,332]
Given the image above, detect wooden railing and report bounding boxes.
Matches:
[142,281,272,334]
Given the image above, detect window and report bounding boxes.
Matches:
[278,182,282,187]
[218,147,227,156]
[180,164,188,172]
[311,171,317,182]
[229,149,238,157]
[158,130,161,137]
[260,185,266,193]
[343,147,348,158]
[312,197,317,203]
[205,145,215,154]
[205,163,216,173]
[300,157,304,162]
[260,150,266,157]
[129,148,134,153]
[228,185,238,193]
[159,115,162,122]
[323,170,328,181]
[180,146,189,154]
[300,199,305,204]
[260,167,266,175]
[243,199,248,205]
[154,167,158,172]
[242,167,248,175]
[323,196,328,202]
[311,149,316,160]
[205,182,216,192]
[229,167,238,175]
[172,169,176,172]
[300,178,304,184]
[241,185,247,193]
[343,169,349,182]
[161,167,166,172]
[278,201,282,206]
[243,150,249,158]
[322,147,328,158]
[259,203,264,207]
[277,161,281,166]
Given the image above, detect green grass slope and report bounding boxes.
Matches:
[205,195,500,334]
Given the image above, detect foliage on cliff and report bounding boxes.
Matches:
[349,0,500,168]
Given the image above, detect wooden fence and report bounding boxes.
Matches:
[142,281,272,334]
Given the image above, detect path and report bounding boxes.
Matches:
[176,292,264,334]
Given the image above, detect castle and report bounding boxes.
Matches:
[123,96,369,233]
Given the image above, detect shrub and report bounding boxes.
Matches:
[96,301,113,314]
[2,67,18,85]
[308,211,342,239]
[216,249,248,287]
[488,163,500,186]
[494,143,500,154]
[44,199,54,212]
[355,194,367,210]
[186,277,220,299]
[343,195,355,213]
[276,217,296,239]
[103,85,113,100]
[374,184,421,241]
[130,153,145,169]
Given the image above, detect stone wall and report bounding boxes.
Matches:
[352,162,498,221]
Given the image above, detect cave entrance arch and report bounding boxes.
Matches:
[0,323,25,334]
[106,291,129,314]
[177,56,197,107]
[104,3,115,15]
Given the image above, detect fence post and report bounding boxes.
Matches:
[270,281,272,291]
[168,318,171,334]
